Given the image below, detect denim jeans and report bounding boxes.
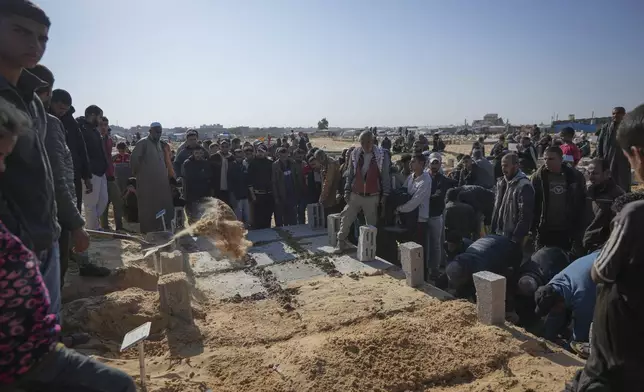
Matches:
[12,343,136,392]
[38,241,61,322]
[297,199,307,225]
[234,198,251,225]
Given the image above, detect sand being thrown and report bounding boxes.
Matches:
[142,197,252,260]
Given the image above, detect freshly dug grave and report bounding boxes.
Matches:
[79,275,580,392]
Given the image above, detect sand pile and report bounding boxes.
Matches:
[62,288,167,341]
[176,197,252,260]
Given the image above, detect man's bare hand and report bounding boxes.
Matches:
[71,228,90,253]
[84,179,93,194]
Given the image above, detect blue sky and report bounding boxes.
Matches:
[38,0,643,128]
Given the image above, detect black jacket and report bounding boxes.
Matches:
[58,107,91,181]
[0,70,59,252]
[596,122,632,192]
[517,143,538,173]
[457,185,495,225]
[174,145,207,178]
[182,156,214,203]
[248,157,274,193]
[531,164,587,239]
[228,160,249,200]
[79,118,107,177]
[429,173,456,217]
[444,201,478,239]
[583,179,625,252]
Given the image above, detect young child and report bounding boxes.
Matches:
[123,177,139,223]
[559,126,581,166]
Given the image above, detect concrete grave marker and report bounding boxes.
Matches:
[357,225,377,262]
[158,272,193,324]
[306,203,325,229]
[327,213,342,246]
[158,250,187,275]
[399,242,424,287]
[472,271,506,325]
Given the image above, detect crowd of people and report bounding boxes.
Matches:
[0,1,642,391]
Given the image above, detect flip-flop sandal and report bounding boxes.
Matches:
[570,341,590,359]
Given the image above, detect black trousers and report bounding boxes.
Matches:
[253,193,274,229]
[74,177,83,212]
[536,229,572,251]
[58,229,70,288]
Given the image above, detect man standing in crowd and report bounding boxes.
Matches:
[292,148,308,224]
[228,148,251,226]
[396,154,432,279]
[79,105,108,230]
[559,127,581,167]
[569,104,644,391]
[181,145,212,222]
[314,149,342,218]
[531,146,586,253]
[472,149,495,188]
[213,139,232,206]
[457,155,481,187]
[98,116,123,231]
[49,89,91,213]
[272,147,301,226]
[173,129,200,178]
[583,158,624,253]
[29,64,89,288]
[517,136,538,174]
[130,122,173,233]
[444,187,478,241]
[491,153,534,245]
[335,131,390,253]
[248,144,274,229]
[595,106,631,192]
[427,153,454,273]
[0,7,64,323]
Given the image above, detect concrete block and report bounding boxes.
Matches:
[327,213,342,247]
[357,225,377,262]
[196,270,267,300]
[158,250,187,275]
[158,272,193,323]
[306,203,325,229]
[399,242,424,287]
[472,271,506,326]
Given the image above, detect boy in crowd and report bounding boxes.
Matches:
[229,148,251,226]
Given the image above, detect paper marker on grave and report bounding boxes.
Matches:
[121,321,152,392]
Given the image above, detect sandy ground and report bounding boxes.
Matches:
[62,140,584,391]
[62,235,581,392]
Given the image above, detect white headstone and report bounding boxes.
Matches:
[357,225,377,261]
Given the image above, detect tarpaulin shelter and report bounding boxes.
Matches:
[553,122,598,133]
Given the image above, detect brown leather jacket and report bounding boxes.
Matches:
[320,158,341,207]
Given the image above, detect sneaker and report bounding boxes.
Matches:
[79,263,111,277]
[333,240,348,255]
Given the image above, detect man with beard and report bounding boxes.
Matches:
[248,144,274,229]
[173,129,200,177]
[582,158,624,253]
[79,105,109,230]
[531,146,586,254]
[491,153,534,245]
[211,139,232,206]
[334,131,391,253]
[517,136,538,174]
[427,153,456,274]
[595,106,631,192]
[49,89,92,213]
[567,104,644,391]
[28,65,90,288]
[272,147,302,227]
[130,122,174,233]
[181,146,212,223]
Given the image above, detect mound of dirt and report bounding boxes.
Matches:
[62,288,168,341]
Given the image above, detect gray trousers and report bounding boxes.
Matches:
[337,193,379,241]
[427,216,445,272]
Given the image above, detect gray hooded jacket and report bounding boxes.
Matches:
[491,170,534,242]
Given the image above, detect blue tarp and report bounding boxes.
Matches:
[553,122,598,133]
